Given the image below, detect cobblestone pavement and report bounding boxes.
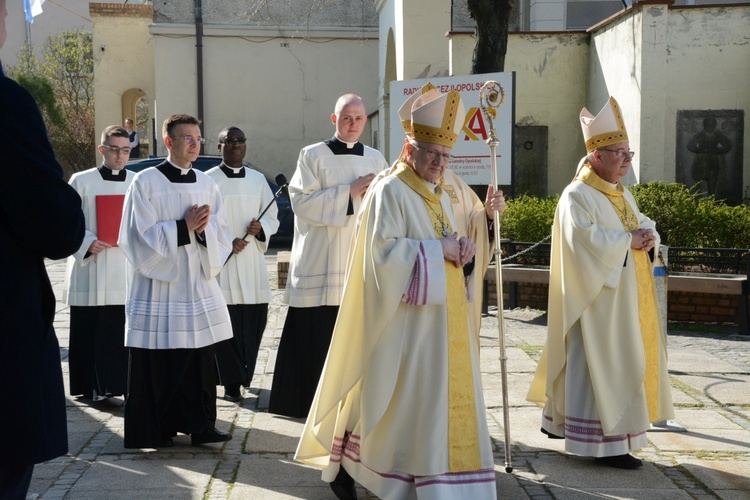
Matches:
[24,256,750,499]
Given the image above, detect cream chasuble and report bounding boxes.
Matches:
[395,164,481,471]
[295,162,493,481]
[527,164,674,439]
[361,167,491,348]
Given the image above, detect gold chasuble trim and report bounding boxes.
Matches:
[395,163,482,471]
[576,165,661,421]
[395,162,454,237]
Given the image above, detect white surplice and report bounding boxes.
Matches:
[63,167,134,306]
[206,165,279,305]
[118,164,233,349]
[283,140,387,308]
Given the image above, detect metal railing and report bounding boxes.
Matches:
[497,242,750,277]
[667,247,750,276]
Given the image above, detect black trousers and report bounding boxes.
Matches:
[268,306,339,418]
[124,346,217,448]
[215,303,269,388]
[0,463,33,500]
[69,305,128,397]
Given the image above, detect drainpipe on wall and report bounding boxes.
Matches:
[195,0,205,154]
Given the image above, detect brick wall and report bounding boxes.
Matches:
[485,275,746,325]
[667,291,742,324]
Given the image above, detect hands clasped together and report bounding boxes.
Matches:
[630,228,656,252]
[185,204,211,235]
[441,233,476,269]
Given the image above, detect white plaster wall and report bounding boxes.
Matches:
[664,6,750,188]
[92,13,155,165]
[508,33,590,194]
[449,34,475,76]
[376,0,399,158]
[152,28,380,181]
[638,6,669,184]
[588,9,644,185]
[589,4,750,186]
[400,0,451,80]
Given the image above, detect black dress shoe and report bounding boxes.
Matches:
[156,438,174,448]
[329,467,357,500]
[541,427,564,439]
[191,428,232,445]
[223,386,242,403]
[595,453,643,469]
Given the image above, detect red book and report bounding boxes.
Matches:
[96,194,126,247]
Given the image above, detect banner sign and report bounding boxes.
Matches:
[389,72,514,186]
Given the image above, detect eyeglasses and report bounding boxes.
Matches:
[221,138,247,146]
[414,144,454,163]
[599,148,635,159]
[101,145,131,155]
[175,136,206,145]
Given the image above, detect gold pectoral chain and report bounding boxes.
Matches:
[610,196,639,230]
[424,198,452,237]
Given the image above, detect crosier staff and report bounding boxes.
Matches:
[479,80,513,473]
[223,174,288,266]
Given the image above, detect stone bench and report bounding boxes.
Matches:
[276,251,749,334]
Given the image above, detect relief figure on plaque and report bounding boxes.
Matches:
[687,117,732,196]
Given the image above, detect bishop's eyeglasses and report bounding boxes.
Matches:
[413,144,455,163]
[599,148,636,159]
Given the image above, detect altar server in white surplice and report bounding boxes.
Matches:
[527,97,674,470]
[206,126,279,403]
[119,114,234,449]
[63,125,134,402]
[268,94,387,418]
[296,90,497,500]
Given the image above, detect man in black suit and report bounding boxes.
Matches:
[0,1,86,496]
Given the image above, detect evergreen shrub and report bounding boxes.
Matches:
[630,182,750,248]
[499,182,750,249]
[499,194,558,243]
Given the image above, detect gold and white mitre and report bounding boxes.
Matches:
[411,89,465,148]
[580,96,629,153]
[399,83,439,138]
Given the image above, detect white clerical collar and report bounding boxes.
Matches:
[421,177,438,193]
[102,165,123,175]
[224,163,244,174]
[167,158,192,175]
[334,134,358,149]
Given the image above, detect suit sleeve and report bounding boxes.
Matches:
[0,79,84,259]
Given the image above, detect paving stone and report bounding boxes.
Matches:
[21,257,750,499]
